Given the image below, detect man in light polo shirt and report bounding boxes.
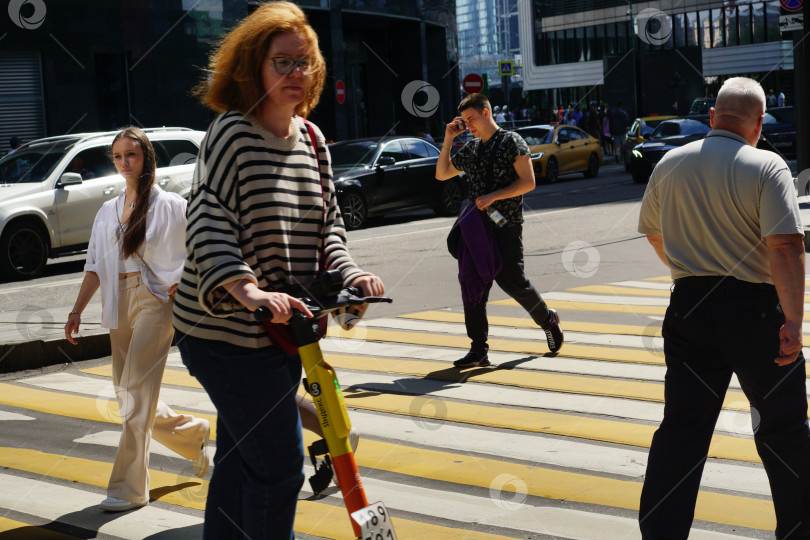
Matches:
[637,77,810,539]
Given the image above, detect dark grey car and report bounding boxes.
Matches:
[328,137,464,229]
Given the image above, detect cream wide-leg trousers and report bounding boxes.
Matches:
[107,275,209,504]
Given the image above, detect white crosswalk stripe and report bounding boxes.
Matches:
[0,276,784,539]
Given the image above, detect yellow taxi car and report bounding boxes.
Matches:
[514,124,602,183]
[621,115,676,170]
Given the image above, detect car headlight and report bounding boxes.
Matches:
[632,149,643,158]
[530,152,544,160]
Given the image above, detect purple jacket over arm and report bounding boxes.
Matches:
[457,205,502,307]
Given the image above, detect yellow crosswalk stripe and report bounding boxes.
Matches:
[400,310,664,337]
[644,276,672,282]
[0,447,514,540]
[0,440,775,533]
[84,357,759,414]
[568,285,671,297]
[0,382,218,441]
[0,517,80,539]
[492,298,668,315]
[327,326,665,365]
[0,376,761,464]
[495,297,810,321]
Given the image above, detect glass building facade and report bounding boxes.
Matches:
[521,0,795,121]
[0,0,457,151]
[456,0,519,105]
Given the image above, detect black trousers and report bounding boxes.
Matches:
[639,276,810,540]
[463,224,550,352]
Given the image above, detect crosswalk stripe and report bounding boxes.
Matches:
[0,447,515,539]
[0,472,203,539]
[543,291,670,306]
[0,382,219,441]
[77,431,750,539]
[399,310,664,337]
[492,298,668,315]
[0,371,761,463]
[325,326,666,364]
[644,276,672,282]
[366,317,661,349]
[495,297,810,321]
[0,439,775,534]
[570,284,810,303]
[0,410,35,421]
[0,516,80,538]
[568,284,671,297]
[81,356,764,420]
[612,280,672,290]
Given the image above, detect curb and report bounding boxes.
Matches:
[0,331,111,374]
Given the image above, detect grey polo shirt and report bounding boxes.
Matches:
[638,129,801,284]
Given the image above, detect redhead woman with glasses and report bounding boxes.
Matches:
[173,2,383,538]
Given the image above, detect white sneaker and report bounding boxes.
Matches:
[192,421,211,478]
[99,497,146,512]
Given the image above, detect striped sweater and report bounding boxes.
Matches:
[172,112,369,348]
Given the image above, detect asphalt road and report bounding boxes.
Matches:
[0,161,662,322]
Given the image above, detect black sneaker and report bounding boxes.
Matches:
[453,350,491,368]
[541,309,564,353]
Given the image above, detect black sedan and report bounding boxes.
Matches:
[629,117,711,184]
[760,106,795,159]
[328,137,463,229]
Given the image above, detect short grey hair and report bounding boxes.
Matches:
[714,77,766,123]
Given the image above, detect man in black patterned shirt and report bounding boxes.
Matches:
[436,93,563,367]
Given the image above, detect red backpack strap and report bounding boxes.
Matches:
[302,118,327,274]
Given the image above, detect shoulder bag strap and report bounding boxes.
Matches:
[302,118,327,275]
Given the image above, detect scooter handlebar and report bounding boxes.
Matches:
[253,287,391,322]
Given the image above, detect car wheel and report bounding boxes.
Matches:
[545,157,559,184]
[584,153,599,178]
[435,179,463,216]
[340,191,368,230]
[0,220,49,281]
[631,169,649,184]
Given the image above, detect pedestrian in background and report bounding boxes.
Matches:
[638,77,810,539]
[585,104,601,141]
[435,93,564,368]
[173,2,384,538]
[601,104,613,156]
[611,101,629,162]
[64,127,210,513]
[6,135,21,154]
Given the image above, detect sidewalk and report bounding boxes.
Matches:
[0,300,110,374]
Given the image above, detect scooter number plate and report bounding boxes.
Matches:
[351,501,397,540]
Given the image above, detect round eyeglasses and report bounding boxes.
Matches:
[267,56,314,76]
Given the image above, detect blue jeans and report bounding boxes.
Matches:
[176,332,304,540]
[639,277,810,540]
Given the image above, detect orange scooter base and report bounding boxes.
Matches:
[333,452,369,537]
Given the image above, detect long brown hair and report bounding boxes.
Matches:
[111,127,155,258]
[194,1,326,118]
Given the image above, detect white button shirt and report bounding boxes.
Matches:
[85,185,187,329]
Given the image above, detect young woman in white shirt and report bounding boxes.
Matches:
[64,127,210,513]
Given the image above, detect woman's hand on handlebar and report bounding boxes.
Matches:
[223,278,313,323]
[351,274,385,297]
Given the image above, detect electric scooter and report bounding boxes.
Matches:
[255,270,397,539]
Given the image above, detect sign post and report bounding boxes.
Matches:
[335,80,346,105]
[462,73,484,94]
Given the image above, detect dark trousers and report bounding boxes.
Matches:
[176,332,304,540]
[639,277,810,540]
[464,224,550,352]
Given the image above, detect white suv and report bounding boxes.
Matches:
[0,127,204,280]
